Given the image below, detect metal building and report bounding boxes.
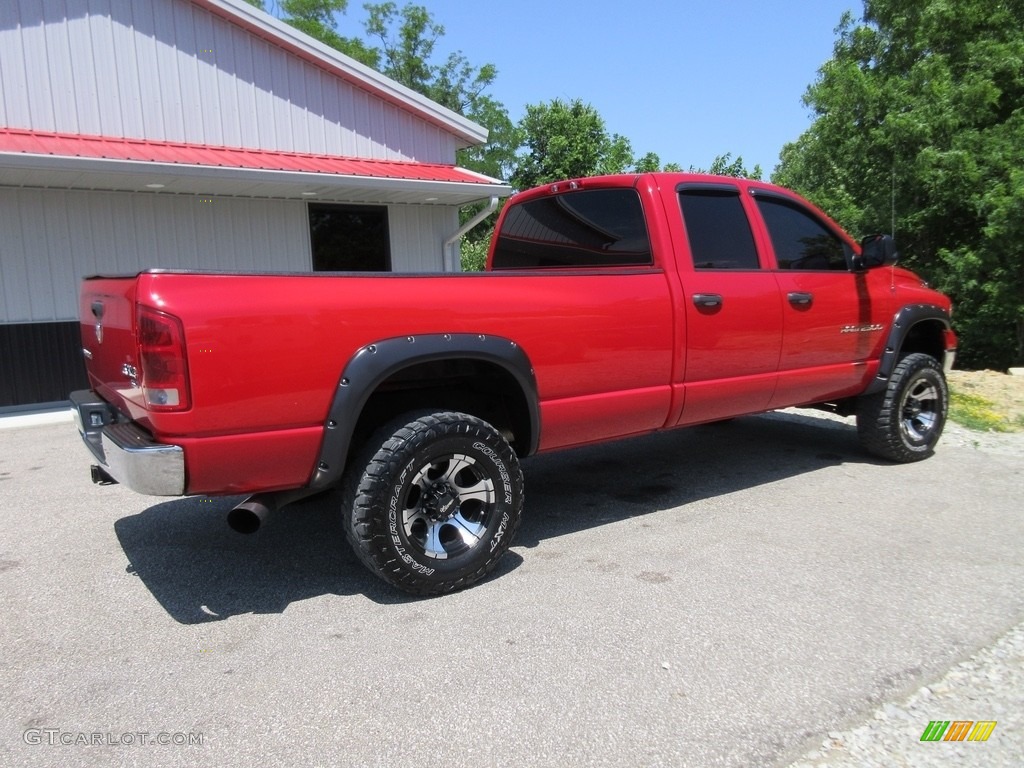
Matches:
[0,0,510,409]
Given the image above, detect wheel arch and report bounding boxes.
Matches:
[863,304,955,396]
[308,333,539,490]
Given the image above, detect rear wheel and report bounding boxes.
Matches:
[856,353,948,462]
[341,411,523,595]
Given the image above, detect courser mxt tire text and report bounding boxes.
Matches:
[856,353,949,462]
[341,411,524,596]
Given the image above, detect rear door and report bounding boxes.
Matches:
[751,192,894,407]
[674,185,784,425]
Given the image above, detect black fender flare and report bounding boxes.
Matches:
[863,304,954,395]
[308,333,539,490]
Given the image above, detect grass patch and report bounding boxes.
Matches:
[949,389,1014,432]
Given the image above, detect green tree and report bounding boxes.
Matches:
[459,237,489,272]
[691,152,762,180]
[258,2,513,180]
[364,3,517,182]
[633,152,662,173]
[774,0,1024,369]
[255,0,379,66]
[510,99,636,190]
[634,152,685,173]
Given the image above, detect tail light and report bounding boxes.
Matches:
[136,306,191,411]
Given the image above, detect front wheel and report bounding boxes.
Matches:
[341,411,524,596]
[856,353,949,462]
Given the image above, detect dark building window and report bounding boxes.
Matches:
[308,204,391,271]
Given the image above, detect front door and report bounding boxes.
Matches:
[752,193,894,408]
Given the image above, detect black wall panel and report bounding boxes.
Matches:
[0,322,88,407]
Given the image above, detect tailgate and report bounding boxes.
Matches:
[79,276,140,416]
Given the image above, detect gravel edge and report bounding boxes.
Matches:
[775,415,1024,767]
[784,620,1024,767]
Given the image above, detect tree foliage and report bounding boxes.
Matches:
[459,237,489,272]
[774,0,1024,369]
[691,152,762,180]
[510,99,636,190]
[249,1,379,64]
[509,99,694,190]
[362,3,517,182]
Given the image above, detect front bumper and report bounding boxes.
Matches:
[70,390,185,496]
[944,349,957,374]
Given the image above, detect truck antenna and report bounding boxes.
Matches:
[891,162,896,239]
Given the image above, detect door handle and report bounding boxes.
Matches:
[692,293,723,308]
[787,291,813,306]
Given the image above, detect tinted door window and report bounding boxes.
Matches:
[756,196,850,271]
[492,188,652,269]
[679,189,760,270]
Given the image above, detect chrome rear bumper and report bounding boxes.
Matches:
[70,390,185,496]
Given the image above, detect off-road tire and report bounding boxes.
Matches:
[856,353,949,462]
[341,411,524,596]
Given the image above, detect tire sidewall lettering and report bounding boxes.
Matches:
[386,457,435,577]
[469,440,515,553]
[489,510,510,553]
[472,440,514,505]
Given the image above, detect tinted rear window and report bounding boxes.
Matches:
[491,188,652,269]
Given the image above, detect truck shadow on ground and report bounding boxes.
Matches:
[115,411,885,622]
[512,410,879,548]
[114,490,396,623]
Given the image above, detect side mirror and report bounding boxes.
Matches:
[856,234,899,270]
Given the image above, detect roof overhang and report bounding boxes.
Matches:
[0,129,511,206]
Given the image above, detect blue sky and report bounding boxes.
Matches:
[340,0,861,176]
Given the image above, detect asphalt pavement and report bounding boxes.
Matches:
[1,408,1021,767]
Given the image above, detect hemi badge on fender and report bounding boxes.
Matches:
[841,324,884,334]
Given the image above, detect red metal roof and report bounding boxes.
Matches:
[0,128,495,185]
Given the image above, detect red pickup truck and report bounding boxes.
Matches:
[71,172,957,595]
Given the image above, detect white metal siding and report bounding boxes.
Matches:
[0,188,454,323]
[0,0,459,163]
[387,205,460,273]
[0,188,310,323]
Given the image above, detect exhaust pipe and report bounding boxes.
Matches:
[227,488,320,534]
[91,465,118,485]
[227,496,273,534]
